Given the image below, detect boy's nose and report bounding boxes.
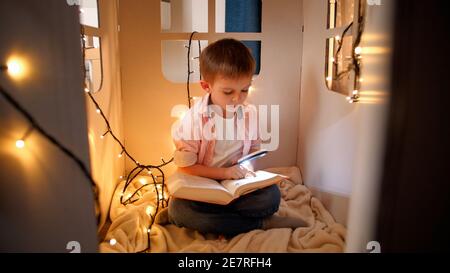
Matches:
[231,92,241,103]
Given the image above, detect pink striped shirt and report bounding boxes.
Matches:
[172,93,261,167]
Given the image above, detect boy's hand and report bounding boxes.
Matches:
[223,164,256,180]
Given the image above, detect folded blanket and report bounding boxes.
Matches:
[100,166,346,253]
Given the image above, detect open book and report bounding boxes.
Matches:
[167,170,288,205]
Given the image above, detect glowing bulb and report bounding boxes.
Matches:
[100,135,104,140]
[118,153,122,158]
[353,90,359,95]
[158,194,164,200]
[346,96,351,101]
[96,108,101,114]
[335,35,341,41]
[148,170,152,175]
[84,87,90,93]
[109,238,117,246]
[16,140,25,149]
[349,100,354,104]
[147,229,151,233]
[355,47,362,55]
[139,178,147,185]
[359,78,364,83]
[6,59,24,78]
[146,206,154,216]
[326,76,332,81]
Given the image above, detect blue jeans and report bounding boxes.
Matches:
[168,184,281,236]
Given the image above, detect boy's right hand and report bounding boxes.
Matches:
[223,165,256,180]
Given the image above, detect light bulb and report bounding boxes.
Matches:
[109,238,117,246]
[335,35,341,41]
[147,229,151,233]
[118,153,122,158]
[100,135,104,139]
[353,90,359,95]
[16,139,25,149]
[96,108,101,114]
[146,206,154,216]
[148,170,152,175]
[359,78,364,83]
[139,178,147,185]
[6,59,25,78]
[346,96,351,101]
[84,87,90,93]
[355,47,362,55]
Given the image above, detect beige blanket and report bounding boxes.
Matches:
[99,166,346,253]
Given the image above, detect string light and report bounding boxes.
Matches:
[109,238,117,246]
[139,178,147,185]
[100,130,110,140]
[146,206,155,216]
[79,19,198,252]
[5,58,25,79]
[15,139,25,149]
[0,80,100,224]
[327,0,366,104]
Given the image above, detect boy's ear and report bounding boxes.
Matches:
[200,80,211,93]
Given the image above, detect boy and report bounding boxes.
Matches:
[167,39,306,236]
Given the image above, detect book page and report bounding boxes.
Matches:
[220,171,284,197]
[167,171,234,205]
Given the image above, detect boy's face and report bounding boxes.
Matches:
[200,75,252,118]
